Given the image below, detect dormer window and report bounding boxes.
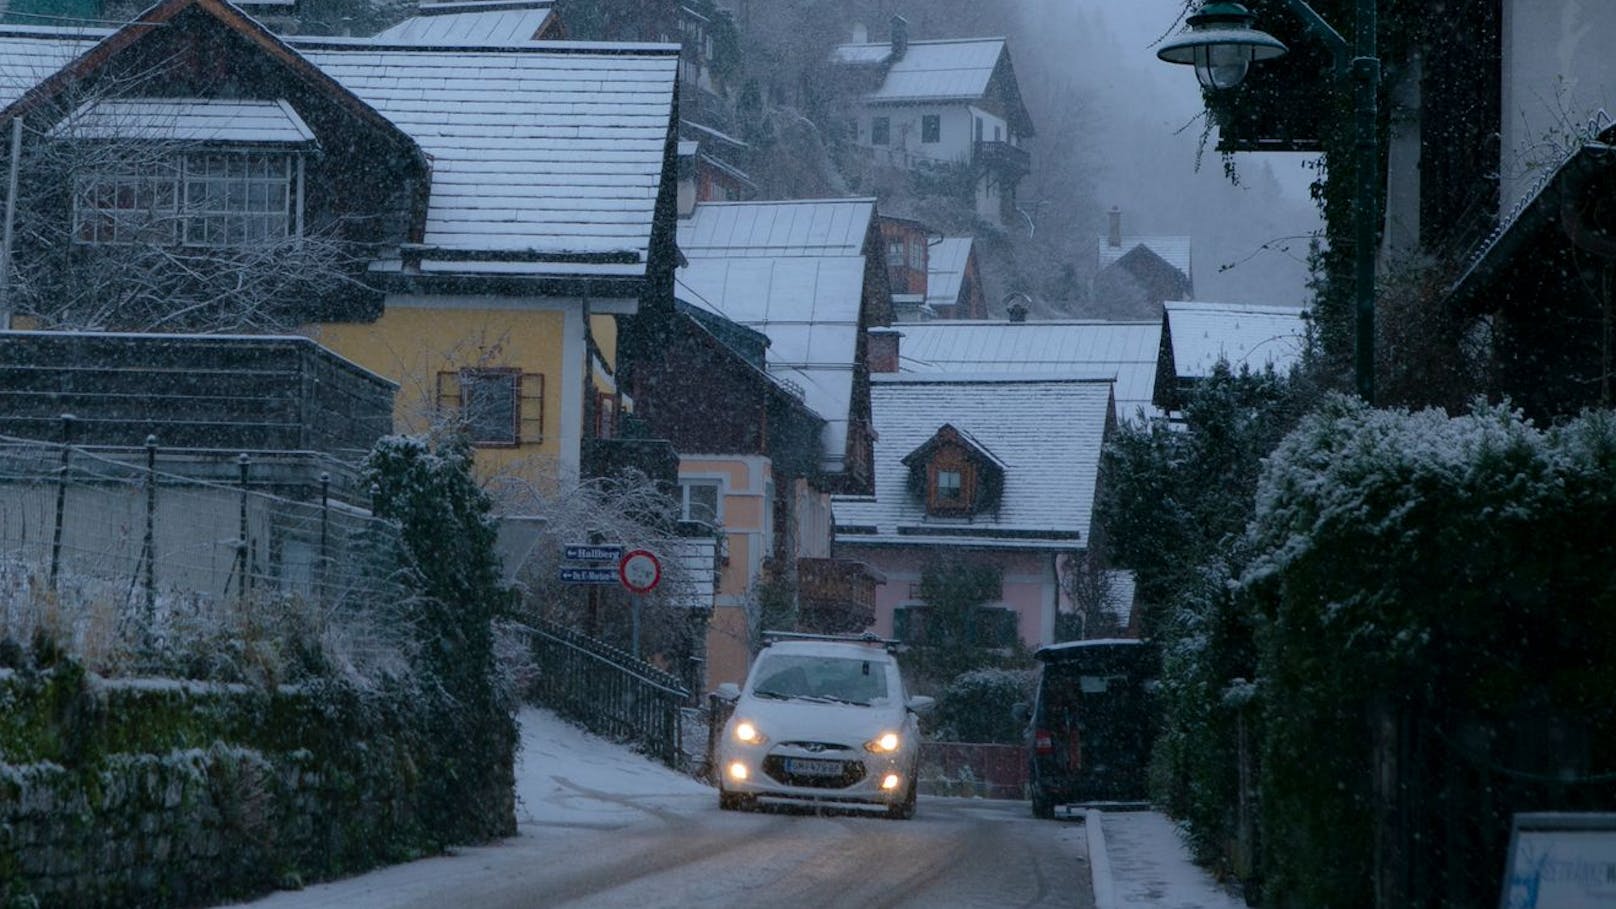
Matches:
[904,423,1005,518]
[53,98,313,249]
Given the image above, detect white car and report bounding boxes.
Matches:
[715,634,932,819]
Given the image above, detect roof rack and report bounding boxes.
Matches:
[760,630,902,654]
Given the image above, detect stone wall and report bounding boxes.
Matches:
[0,664,515,908]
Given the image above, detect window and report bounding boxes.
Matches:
[681,480,722,526]
[887,239,905,268]
[461,370,519,445]
[871,116,890,146]
[975,116,984,143]
[75,150,297,247]
[921,114,940,143]
[925,451,976,515]
[936,469,962,502]
[994,124,1002,141]
[437,369,542,446]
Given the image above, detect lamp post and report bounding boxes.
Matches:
[1159,1,1379,404]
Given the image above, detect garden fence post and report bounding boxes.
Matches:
[144,435,157,619]
[48,414,74,590]
[237,453,251,603]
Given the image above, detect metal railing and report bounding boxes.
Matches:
[521,615,690,770]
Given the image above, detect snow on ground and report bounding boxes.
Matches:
[1100,811,1246,909]
[514,705,713,828]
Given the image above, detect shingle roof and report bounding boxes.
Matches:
[677,201,877,473]
[833,375,1113,549]
[925,237,972,309]
[1164,301,1307,379]
[370,3,555,45]
[831,38,1006,104]
[895,320,1163,422]
[47,97,316,144]
[299,41,678,276]
[1098,236,1192,279]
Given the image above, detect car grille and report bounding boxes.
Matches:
[762,756,867,789]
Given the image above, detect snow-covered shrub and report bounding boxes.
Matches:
[928,667,1035,744]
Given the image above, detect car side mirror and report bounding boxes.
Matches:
[1011,702,1030,724]
[906,695,935,714]
[715,682,741,701]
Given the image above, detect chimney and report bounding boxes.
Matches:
[1007,301,1028,323]
[867,327,901,373]
[852,21,867,43]
[1107,206,1122,248]
[889,15,908,59]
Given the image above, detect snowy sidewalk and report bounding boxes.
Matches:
[1088,809,1246,909]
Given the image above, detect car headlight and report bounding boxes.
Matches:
[732,720,767,745]
[865,732,901,753]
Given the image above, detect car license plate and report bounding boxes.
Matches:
[785,758,842,777]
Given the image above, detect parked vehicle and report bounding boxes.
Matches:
[715,633,933,819]
[1025,638,1156,818]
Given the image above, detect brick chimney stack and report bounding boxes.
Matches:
[867,327,901,373]
[1108,206,1122,248]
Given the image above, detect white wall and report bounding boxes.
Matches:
[1500,0,1616,213]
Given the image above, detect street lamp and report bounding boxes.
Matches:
[1158,0,1380,404]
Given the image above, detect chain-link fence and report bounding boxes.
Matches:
[0,434,409,680]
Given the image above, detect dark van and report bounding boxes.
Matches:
[1026,638,1156,818]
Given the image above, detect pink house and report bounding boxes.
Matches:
[832,371,1116,649]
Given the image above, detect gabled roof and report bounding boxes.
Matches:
[676,198,878,475]
[1163,301,1307,380]
[895,319,1162,422]
[833,375,1113,549]
[900,422,1009,472]
[297,38,677,277]
[370,1,558,45]
[830,37,1033,134]
[925,237,972,309]
[1098,235,1192,279]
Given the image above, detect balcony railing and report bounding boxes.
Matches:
[974,140,1030,179]
[796,557,885,633]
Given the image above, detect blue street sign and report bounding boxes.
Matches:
[558,567,617,584]
[564,544,624,562]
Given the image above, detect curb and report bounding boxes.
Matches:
[1086,808,1116,909]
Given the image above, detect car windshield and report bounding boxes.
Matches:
[748,653,891,706]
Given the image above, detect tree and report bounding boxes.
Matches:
[902,555,1026,688]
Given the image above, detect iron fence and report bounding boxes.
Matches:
[520,615,690,770]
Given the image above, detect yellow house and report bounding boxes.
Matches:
[290,35,681,485]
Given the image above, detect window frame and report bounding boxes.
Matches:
[73,147,302,249]
[679,478,724,527]
[921,114,940,144]
[871,116,890,146]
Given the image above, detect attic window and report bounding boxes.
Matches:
[926,458,974,515]
[903,424,1005,518]
[73,150,302,247]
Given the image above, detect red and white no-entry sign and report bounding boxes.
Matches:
[618,548,662,594]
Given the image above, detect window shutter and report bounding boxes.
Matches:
[436,371,461,416]
[519,373,544,443]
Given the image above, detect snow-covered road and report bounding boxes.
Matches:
[226,707,1095,909]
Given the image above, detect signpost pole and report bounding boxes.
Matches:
[631,594,641,660]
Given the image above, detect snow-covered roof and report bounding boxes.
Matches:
[925,237,972,309]
[831,38,1006,104]
[895,319,1162,422]
[833,374,1113,550]
[1164,301,1307,380]
[0,27,105,107]
[370,1,555,46]
[679,198,875,258]
[299,40,678,276]
[676,199,877,474]
[47,97,316,145]
[1098,236,1192,279]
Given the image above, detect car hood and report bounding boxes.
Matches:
[733,698,906,743]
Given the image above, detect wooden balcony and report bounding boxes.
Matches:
[796,557,885,634]
[974,140,1030,180]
